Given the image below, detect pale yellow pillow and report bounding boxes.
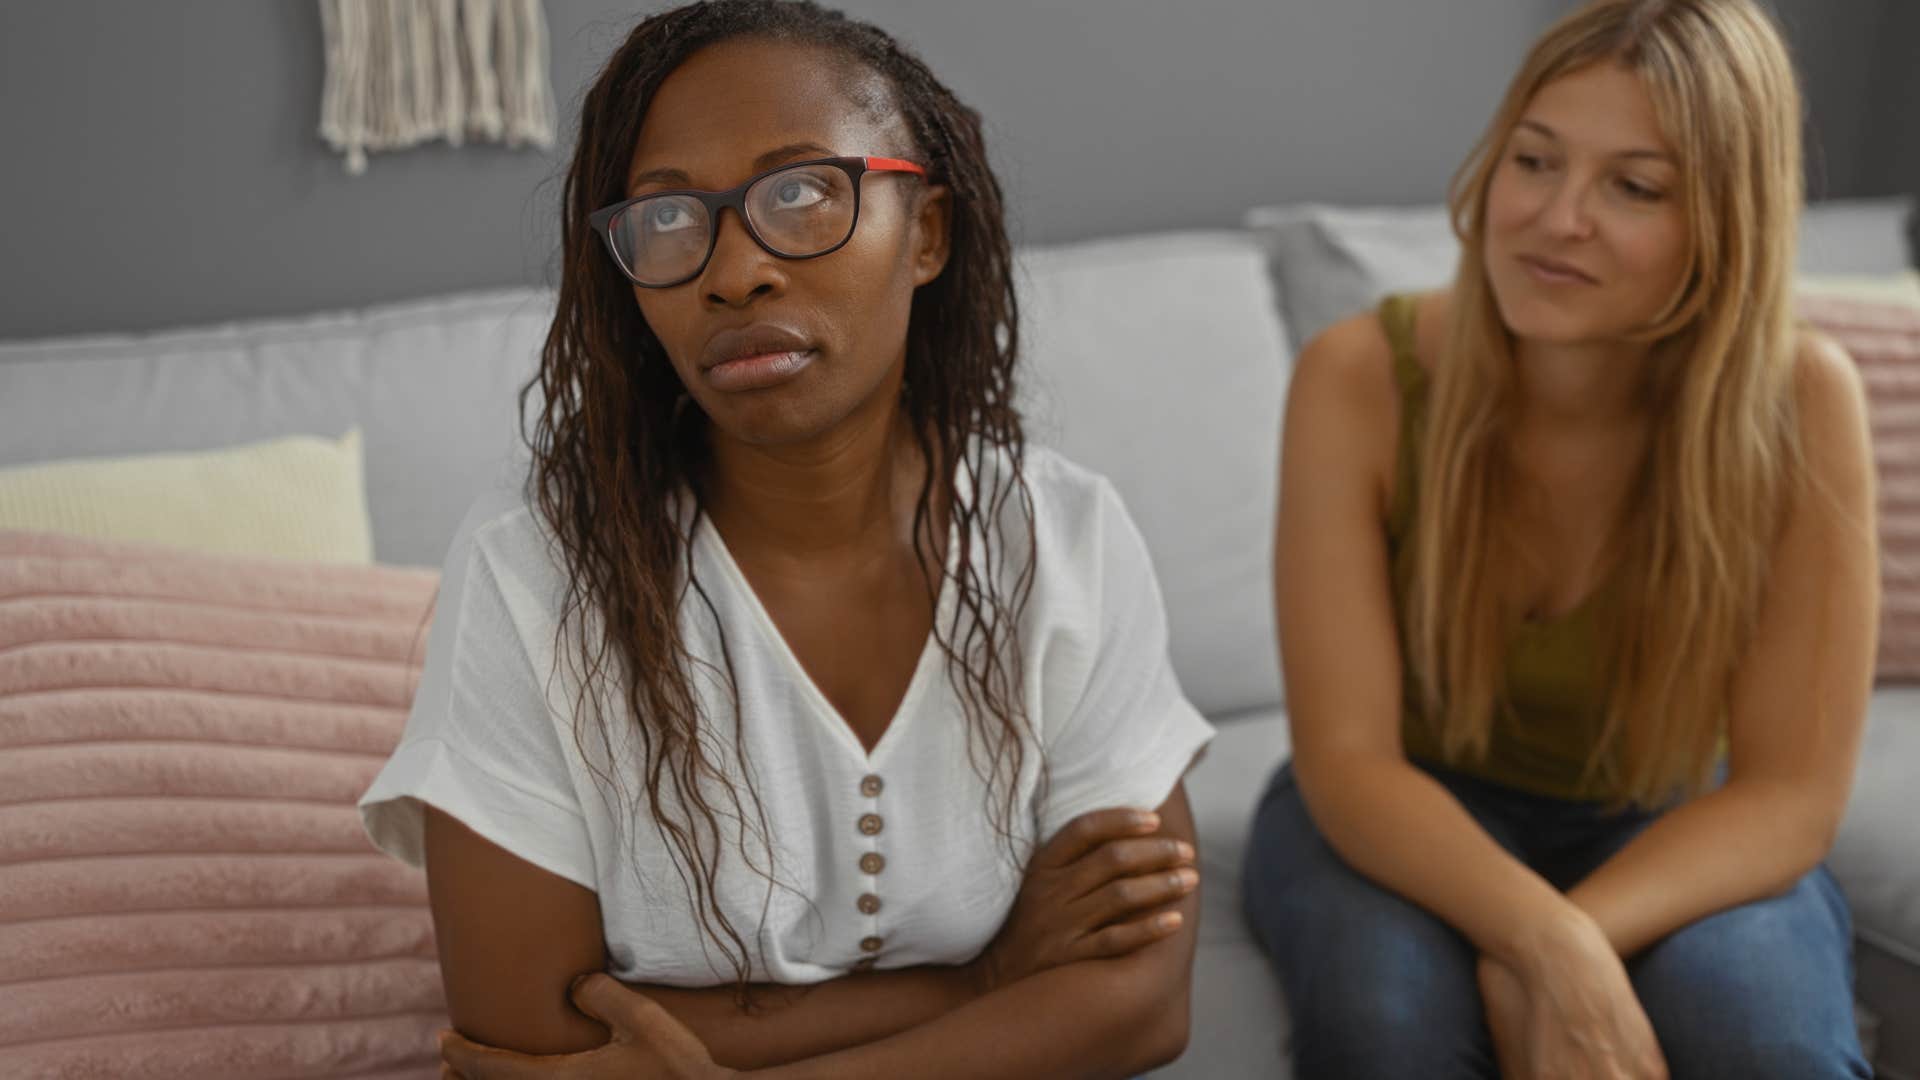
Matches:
[1797,270,1920,310]
[0,430,373,563]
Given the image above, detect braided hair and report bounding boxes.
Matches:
[521,0,1035,987]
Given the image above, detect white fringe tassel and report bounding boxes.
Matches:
[319,0,555,175]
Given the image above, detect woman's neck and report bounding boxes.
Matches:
[702,394,924,565]
[1511,334,1654,433]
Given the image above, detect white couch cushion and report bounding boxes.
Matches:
[1018,232,1290,717]
[1,234,1298,716]
[1832,686,1920,971]
[1244,203,1459,351]
[1152,709,1292,1078]
[0,290,551,568]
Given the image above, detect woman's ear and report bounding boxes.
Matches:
[910,184,953,287]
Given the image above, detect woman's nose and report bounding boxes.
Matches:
[700,208,785,308]
[1541,176,1598,241]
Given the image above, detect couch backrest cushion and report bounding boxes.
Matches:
[1017,231,1290,716]
[0,290,551,568]
[1244,202,1458,354]
[0,232,1296,717]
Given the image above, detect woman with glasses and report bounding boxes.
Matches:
[359,1,1212,1077]
[1245,1,1877,1077]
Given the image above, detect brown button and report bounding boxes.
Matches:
[859,852,886,875]
[860,935,884,953]
[857,813,884,837]
[857,893,882,915]
[860,774,884,797]
[851,956,877,973]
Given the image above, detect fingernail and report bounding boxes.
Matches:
[1174,868,1199,889]
[1176,841,1195,861]
[568,973,591,996]
[1156,911,1183,930]
[1135,812,1160,830]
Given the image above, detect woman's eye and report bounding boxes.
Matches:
[1617,177,1665,202]
[772,177,828,209]
[1513,152,1549,173]
[644,202,699,232]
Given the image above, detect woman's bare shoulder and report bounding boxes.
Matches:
[1792,327,1867,414]
[1291,310,1395,433]
[1286,295,1444,509]
[1789,327,1874,492]
[1293,289,1452,417]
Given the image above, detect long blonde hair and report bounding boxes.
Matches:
[1409,0,1805,806]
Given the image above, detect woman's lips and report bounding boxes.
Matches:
[703,349,816,392]
[1519,254,1599,286]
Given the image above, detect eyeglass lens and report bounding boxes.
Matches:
[609,162,859,285]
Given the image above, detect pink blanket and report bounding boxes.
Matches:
[0,530,445,1079]
[1801,295,1920,682]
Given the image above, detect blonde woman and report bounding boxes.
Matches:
[1245,1,1878,1077]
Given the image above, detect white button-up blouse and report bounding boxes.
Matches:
[360,446,1214,987]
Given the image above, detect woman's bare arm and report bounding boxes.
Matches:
[630,972,977,1068]
[424,807,609,1054]
[1274,312,1579,966]
[1567,334,1878,956]
[751,785,1199,1080]
[423,807,983,1066]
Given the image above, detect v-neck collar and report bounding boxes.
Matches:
[1516,560,1623,635]
[693,506,963,767]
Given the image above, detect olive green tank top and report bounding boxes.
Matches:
[1380,294,1623,802]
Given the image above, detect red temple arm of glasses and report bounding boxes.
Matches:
[864,156,928,177]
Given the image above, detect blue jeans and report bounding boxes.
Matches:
[1241,760,1870,1080]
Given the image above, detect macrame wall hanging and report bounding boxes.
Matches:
[318,0,557,175]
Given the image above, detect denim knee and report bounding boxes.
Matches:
[1631,868,1869,1080]
[1244,766,1495,1079]
[1281,938,1492,1080]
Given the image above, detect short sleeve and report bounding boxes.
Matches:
[359,496,597,890]
[1034,480,1216,843]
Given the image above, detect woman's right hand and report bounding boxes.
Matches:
[1486,906,1669,1079]
[971,807,1198,993]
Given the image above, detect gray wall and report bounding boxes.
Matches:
[0,0,1912,340]
[1771,0,1896,198]
[1864,0,1920,259]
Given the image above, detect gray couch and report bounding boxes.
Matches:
[1,203,1913,1078]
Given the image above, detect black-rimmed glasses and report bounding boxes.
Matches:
[588,156,929,288]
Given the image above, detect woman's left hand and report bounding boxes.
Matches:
[439,973,741,1080]
[1476,953,1530,1077]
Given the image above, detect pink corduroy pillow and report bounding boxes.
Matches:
[0,530,444,1078]
[1799,294,1920,682]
